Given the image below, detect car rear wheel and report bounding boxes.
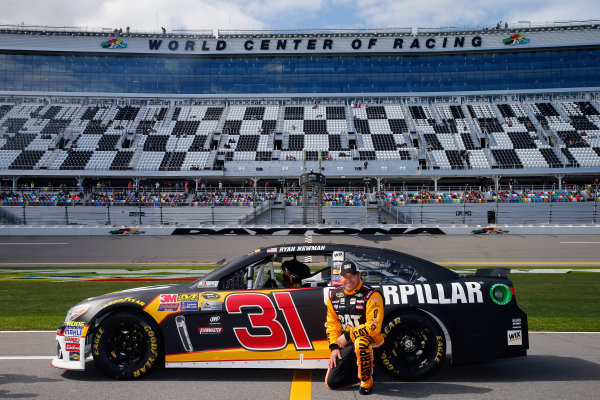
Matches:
[92,311,162,379]
[378,312,446,380]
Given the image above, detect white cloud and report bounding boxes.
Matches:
[349,0,600,29]
[0,0,597,31]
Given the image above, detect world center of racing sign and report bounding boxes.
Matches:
[0,29,598,56]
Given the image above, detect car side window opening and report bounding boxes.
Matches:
[343,252,424,285]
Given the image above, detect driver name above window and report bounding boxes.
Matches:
[278,245,326,252]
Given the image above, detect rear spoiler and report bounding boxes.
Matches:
[474,268,511,279]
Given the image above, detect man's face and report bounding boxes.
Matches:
[340,272,361,292]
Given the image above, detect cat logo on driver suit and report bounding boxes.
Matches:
[341,314,361,328]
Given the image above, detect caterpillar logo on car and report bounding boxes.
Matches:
[382,282,483,305]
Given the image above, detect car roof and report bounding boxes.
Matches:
[199,243,457,282]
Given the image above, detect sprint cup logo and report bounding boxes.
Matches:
[507,330,522,345]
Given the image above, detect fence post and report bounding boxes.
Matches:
[160,203,164,225]
[139,201,142,225]
[496,198,499,225]
[106,201,111,225]
[548,201,552,224]
[22,203,26,225]
[64,202,69,225]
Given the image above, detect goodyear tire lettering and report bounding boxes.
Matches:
[92,312,163,380]
[376,312,446,381]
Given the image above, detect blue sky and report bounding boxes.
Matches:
[1,0,599,33]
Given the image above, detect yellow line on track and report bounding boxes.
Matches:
[289,370,312,400]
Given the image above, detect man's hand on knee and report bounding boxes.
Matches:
[329,349,342,369]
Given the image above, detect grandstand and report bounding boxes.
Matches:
[1,21,600,228]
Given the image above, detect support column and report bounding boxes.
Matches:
[252,177,259,208]
[432,176,440,192]
[76,177,84,193]
[12,177,18,192]
[376,177,383,194]
[492,176,501,191]
[194,178,201,194]
[134,177,141,191]
[556,174,564,190]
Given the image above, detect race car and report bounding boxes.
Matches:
[52,243,528,380]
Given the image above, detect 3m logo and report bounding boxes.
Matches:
[210,315,220,323]
[160,294,178,303]
[507,330,522,345]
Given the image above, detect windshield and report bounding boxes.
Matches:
[344,252,425,285]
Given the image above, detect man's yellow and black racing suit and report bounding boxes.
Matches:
[325,281,385,389]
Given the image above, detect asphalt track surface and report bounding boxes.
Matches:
[0,332,598,400]
[1,234,600,266]
[1,235,599,399]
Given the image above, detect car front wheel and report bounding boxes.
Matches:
[378,312,446,380]
[92,311,162,379]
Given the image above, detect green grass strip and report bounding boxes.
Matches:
[0,274,598,331]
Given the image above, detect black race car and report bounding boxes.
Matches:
[52,243,528,380]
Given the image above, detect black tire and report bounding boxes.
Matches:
[92,311,163,379]
[377,311,446,381]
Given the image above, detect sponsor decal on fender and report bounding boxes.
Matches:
[64,336,79,343]
[69,352,80,361]
[201,301,222,311]
[158,303,179,312]
[66,343,80,351]
[64,322,84,337]
[200,292,222,301]
[178,294,199,302]
[180,301,199,311]
[382,282,483,305]
[507,330,522,345]
[197,281,219,288]
[160,294,178,303]
[198,327,223,334]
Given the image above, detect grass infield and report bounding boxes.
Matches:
[0,273,598,331]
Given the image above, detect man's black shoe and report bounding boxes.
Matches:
[359,387,372,395]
